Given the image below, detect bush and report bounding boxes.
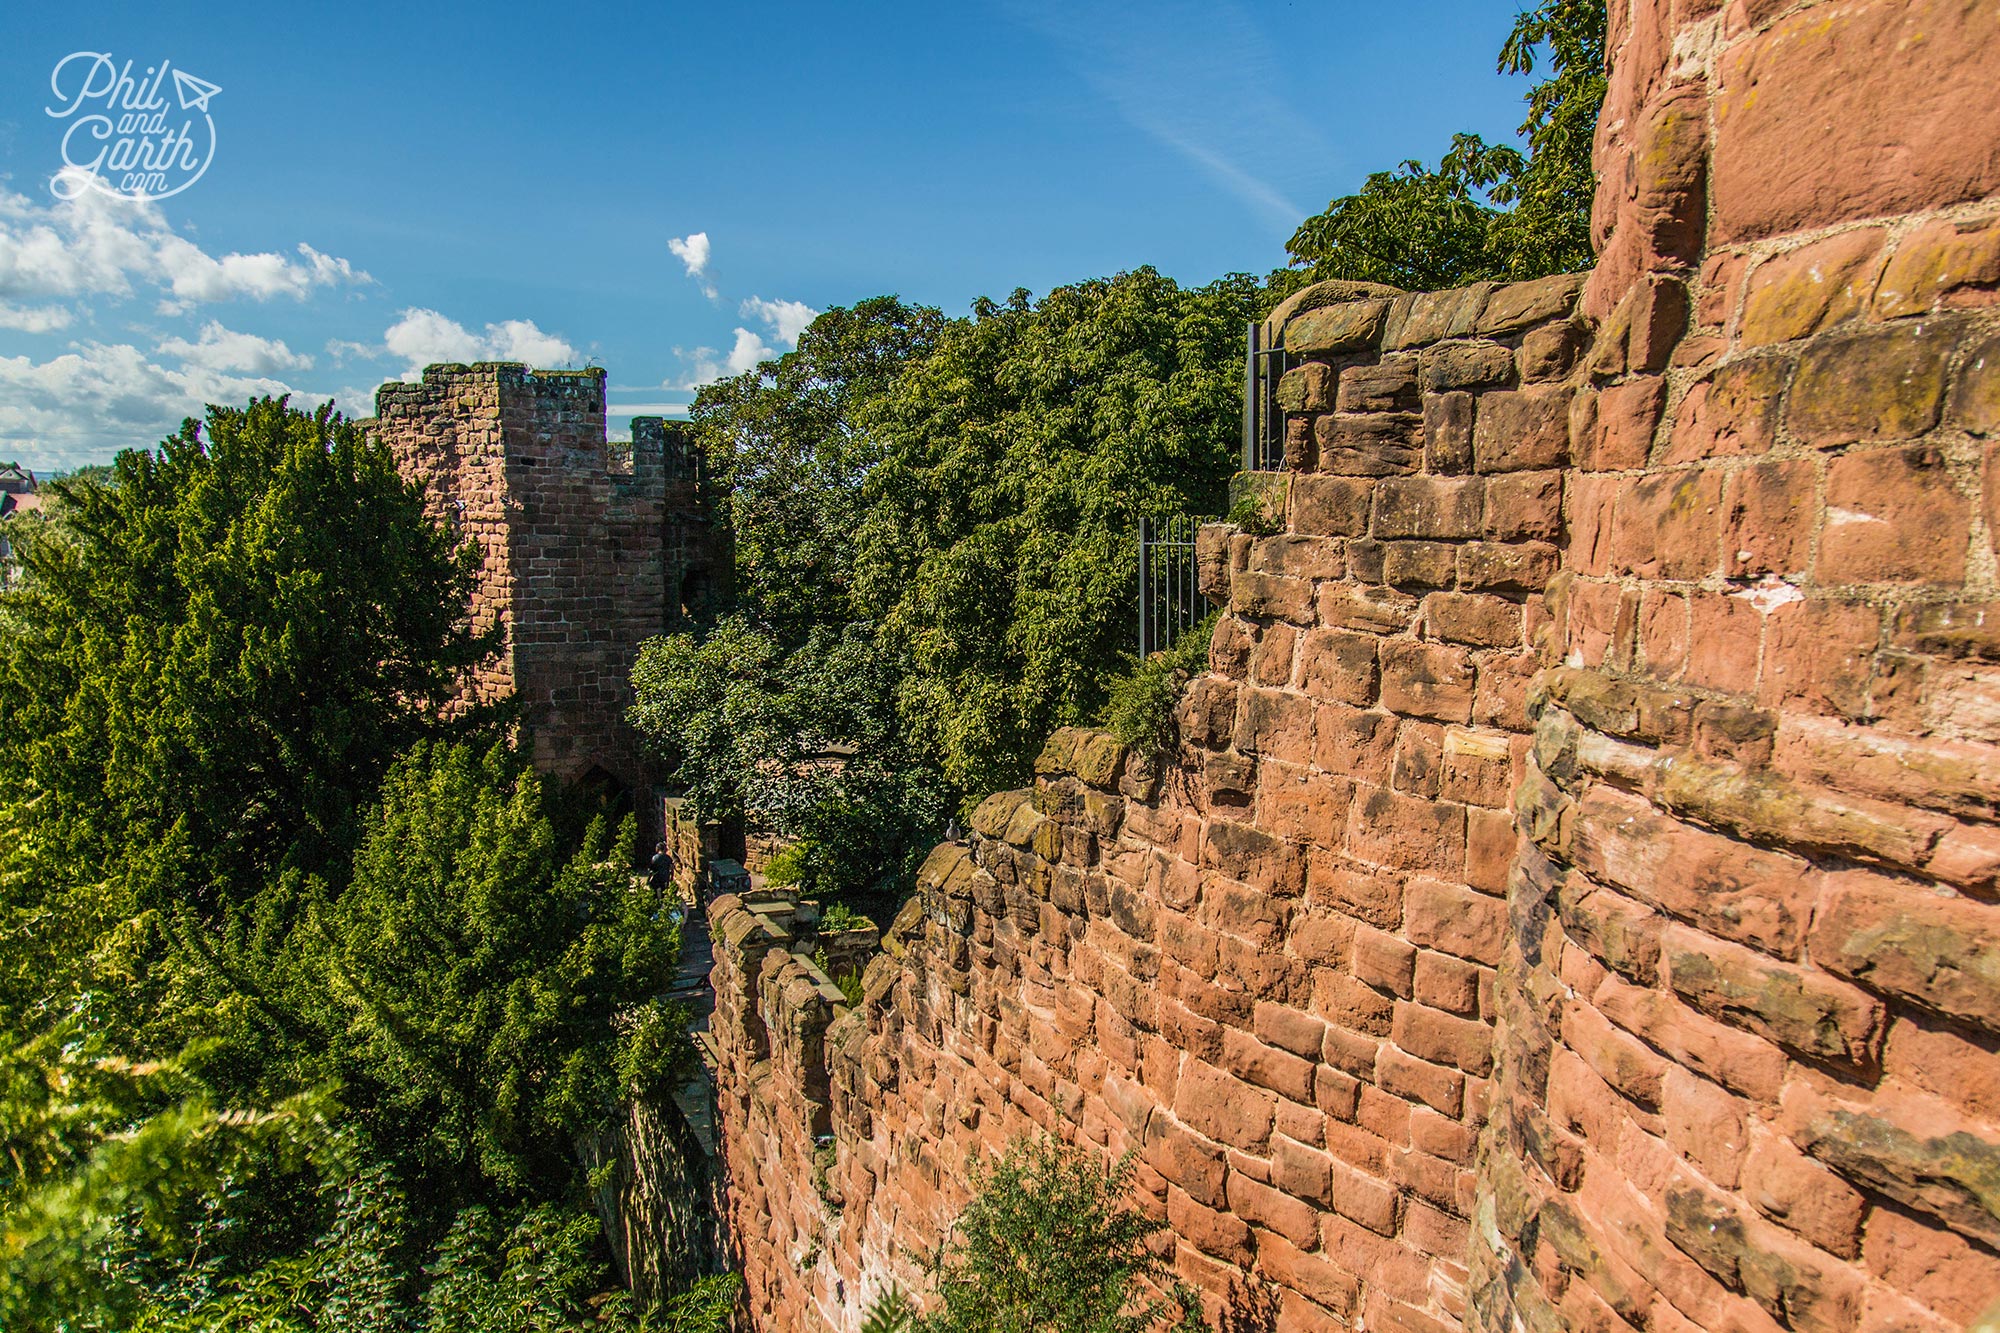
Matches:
[867,1136,1207,1333]
[763,842,809,887]
[820,901,872,933]
[1100,614,1219,756]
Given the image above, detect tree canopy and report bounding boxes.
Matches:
[630,270,1261,910]
[0,399,721,1332]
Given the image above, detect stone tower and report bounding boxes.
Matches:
[368,362,724,837]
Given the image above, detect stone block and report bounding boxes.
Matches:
[1388,284,1495,349]
[1519,319,1588,383]
[1381,540,1456,588]
[1250,533,1347,581]
[1373,475,1484,540]
[1629,81,1710,267]
[1738,228,1886,346]
[1590,276,1689,376]
[1231,571,1315,623]
[1421,340,1517,392]
[1378,640,1476,723]
[1877,215,2000,318]
[1458,541,1558,593]
[1721,457,1814,579]
[1347,791,1466,875]
[1479,272,1587,335]
[1755,598,1884,720]
[1314,413,1424,476]
[1662,923,1885,1065]
[1794,1095,2000,1251]
[1786,312,1957,447]
[1712,0,2000,243]
[1811,869,2000,1028]
[1393,999,1493,1076]
[1287,299,1392,354]
[1953,331,2000,435]
[1483,469,1563,542]
[1337,356,1421,413]
[1289,473,1371,537]
[1571,785,1816,959]
[1297,628,1381,706]
[1473,389,1572,473]
[1226,1169,1322,1249]
[1423,391,1476,473]
[1421,592,1523,648]
[1818,444,1970,585]
[1742,1135,1866,1259]
[1233,687,1316,767]
[1611,466,1723,581]
[1276,361,1337,414]
[1402,875,1503,966]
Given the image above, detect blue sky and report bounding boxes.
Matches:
[0,1,1532,470]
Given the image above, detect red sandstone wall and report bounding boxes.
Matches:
[702,3,2000,1328]
[707,267,1606,1333]
[1476,0,2000,1328]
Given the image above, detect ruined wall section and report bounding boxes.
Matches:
[1471,0,2000,1328]
[705,273,1603,1332]
[373,366,716,810]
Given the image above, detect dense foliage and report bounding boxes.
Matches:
[0,401,722,1331]
[0,398,491,917]
[854,271,1260,799]
[1284,0,1606,287]
[866,1137,1206,1333]
[632,271,1260,910]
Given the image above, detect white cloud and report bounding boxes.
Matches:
[484,317,576,366]
[0,340,297,471]
[672,326,776,389]
[668,231,717,299]
[378,307,577,379]
[0,168,372,318]
[158,320,312,376]
[741,295,818,350]
[0,301,72,333]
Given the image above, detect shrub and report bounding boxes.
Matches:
[1100,614,1219,756]
[820,901,872,933]
[869,1135,1208,1333]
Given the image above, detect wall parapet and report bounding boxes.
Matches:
[700,1,2000,1327]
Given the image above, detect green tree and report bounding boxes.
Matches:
[0,1015,725,1333]
[298,741,685,1200]
[0,399,725,1330]
[636,300,956,908]
[692,297,945,643]
[854,268,1259,798]
[0,397,491,919]
[630,617,949,912]
[1285,0,1606,287]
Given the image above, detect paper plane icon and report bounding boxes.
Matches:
[171,69,221,113]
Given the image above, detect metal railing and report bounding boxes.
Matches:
[1242,320,1291,472]
[1137,515,1205,657]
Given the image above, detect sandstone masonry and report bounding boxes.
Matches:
[699,0,2000,1328]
